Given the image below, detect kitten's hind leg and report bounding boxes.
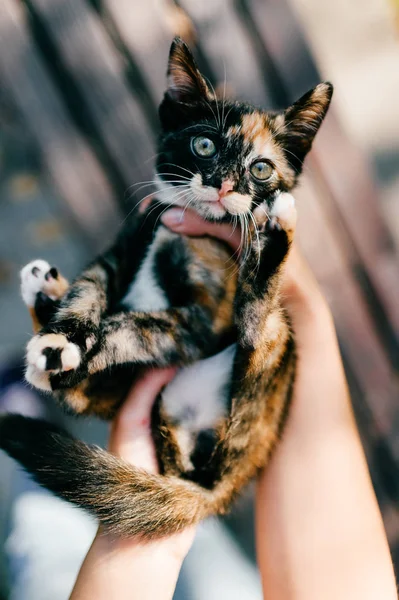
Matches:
[20,260,69,332]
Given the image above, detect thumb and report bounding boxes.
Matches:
[109,367,177,472]
[161,207,242,252]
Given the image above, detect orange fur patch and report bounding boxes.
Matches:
[240,113,295,186]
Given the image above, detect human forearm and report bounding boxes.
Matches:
[70,529,185,600]
[256,286,397,599]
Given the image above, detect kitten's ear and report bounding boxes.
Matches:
[166,37,212,104]
[279,82,333,172]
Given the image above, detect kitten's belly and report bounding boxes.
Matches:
[161,344,236,431]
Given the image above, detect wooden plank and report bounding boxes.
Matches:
[0,0,120,251]
[238,0,320,99]
[30,0,156,192]
[245,0,399,343]
[98,0,189,106]
[296,175,398,440]
[313,118,399,339]
[179,0,274,107]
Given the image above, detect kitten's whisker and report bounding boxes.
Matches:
[153,191,191,228]
[221,61,227,132]
[157,163,196,178]
[204,77,221,129]
[222,104,235,131]
[129,173,192,190]
[139,199,163,226]
[178,122,218,134]
[143,191,188,223]
[238,214,246,260]
[180,196,196,220]
[124,184,192,218]
[156,172,193,181]
[248,211,261,273]
[119,191,159,226]
[133,184,191,203]
[143,151,163,166]
[231,214,238,237]
[126,177,192,200]
[129,181,190,198]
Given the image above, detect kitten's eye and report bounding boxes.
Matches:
[191,136,217,158]
[250,160,274,181]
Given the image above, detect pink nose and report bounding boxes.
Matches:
[218,181,234,198]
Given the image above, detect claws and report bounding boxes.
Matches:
[20,260,67,307]
[26,333,81,393]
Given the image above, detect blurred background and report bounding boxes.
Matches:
[0,0,399,597]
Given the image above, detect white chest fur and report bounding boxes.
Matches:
[123,226,174,311]
[162,344,236,432]
[123,225,236,438]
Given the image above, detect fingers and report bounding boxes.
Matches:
[138,195,153,213]
[161,208,242,252]
[109,367,177,472]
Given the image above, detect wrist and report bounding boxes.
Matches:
[70,527,194,600]
[93,525,195,564]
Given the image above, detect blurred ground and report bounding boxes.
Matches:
[292,0,399,240]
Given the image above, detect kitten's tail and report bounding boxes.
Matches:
[0,415,219,538]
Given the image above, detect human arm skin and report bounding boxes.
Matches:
[162,206,398,600]
[255,250,398,600]
[69,368,196,600]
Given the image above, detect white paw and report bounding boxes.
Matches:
[26,333,81,375]
[20,260,52,307]
[269,193,297,231]
[25,364,52,392]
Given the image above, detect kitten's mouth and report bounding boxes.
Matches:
[198,192,253,219]
[195,198,227,219]
[154,174,252,220]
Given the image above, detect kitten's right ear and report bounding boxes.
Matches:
[166,37,212,104]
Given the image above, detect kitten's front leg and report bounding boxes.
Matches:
[24,207,164,391]
[25,261,111,390]
[199,193,297,491]
[235,192,297,349]
[82,306,219,378]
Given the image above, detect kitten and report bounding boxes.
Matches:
[0,38,332,538]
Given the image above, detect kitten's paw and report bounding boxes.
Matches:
[26,334,81,376]
[25,364,52,392]
[20,260,66,307]
[268,193,297,236]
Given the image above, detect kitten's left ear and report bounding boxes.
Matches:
[279,82,333,172]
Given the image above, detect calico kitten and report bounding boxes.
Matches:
[0,38,332,538]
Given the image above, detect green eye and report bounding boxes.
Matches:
[191,136,217,158]
[250,160,274,181]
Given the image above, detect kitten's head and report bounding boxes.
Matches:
[156,38,333,223]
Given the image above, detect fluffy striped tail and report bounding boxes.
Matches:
[0,414,211,538]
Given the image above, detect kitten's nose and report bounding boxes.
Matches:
[218,181,234,199]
